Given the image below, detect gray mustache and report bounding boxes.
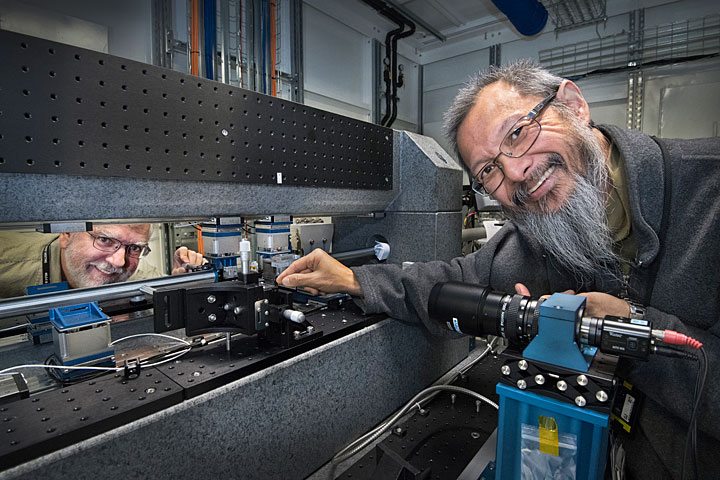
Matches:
[511,153,565,207]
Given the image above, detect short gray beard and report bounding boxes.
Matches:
[63,236,133,288]
[507,119,618,283]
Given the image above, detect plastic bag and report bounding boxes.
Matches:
[520,422,578,479]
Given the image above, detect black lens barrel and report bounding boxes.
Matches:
[428,282,541,347]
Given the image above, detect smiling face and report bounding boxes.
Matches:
[457,80,607,214]
[59,224,151,289]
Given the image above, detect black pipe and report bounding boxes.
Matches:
[360,0,416,127]
[382,23,404,126]
[388,19,415,127]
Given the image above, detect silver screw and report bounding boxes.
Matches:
[470,432,481,439]
[192,371,202,377]
[518,360,529,370]
[501,365,511,375]
[263,299,269,305]
[517,379,527,390]
[207,295,216,304]
[534,374,545,385]
[234,307,242,315]
[264,310,270,316]
[557,380,568,392]
[265,322,269,328]
[223,304,231,311]
[221,129,229,136]
[596,390,609,402]
[307,326,314,334]
[577,375,588,386]
[208,313,217,322]
[575,396,587,407]
[145,387,156,394]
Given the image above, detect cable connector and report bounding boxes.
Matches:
[652,346,698,360]
[652,329,703,349]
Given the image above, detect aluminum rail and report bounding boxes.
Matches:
[0,271,217,319]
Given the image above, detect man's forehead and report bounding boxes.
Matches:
[472,82,531,119]
[93,224,150,242]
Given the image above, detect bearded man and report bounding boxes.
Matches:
[0,224,205,298]
[277,60,720,478]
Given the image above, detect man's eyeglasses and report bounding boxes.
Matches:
[471,89,558,197]
[87,232,151,258]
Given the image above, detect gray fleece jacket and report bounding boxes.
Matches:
[352,124,720,479]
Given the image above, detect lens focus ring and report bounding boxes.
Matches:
[505,294,524,344]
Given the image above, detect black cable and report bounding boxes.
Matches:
[681,346,708,480]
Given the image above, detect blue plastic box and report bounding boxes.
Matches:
[495,383,609,480]
[49,302,109,331]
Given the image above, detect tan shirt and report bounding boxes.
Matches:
[605,142,637,272]
[0,230,163,299]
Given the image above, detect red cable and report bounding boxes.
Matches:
[662,330,703,349]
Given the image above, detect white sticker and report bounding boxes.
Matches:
[276,172,283,184]
[621,394,635,422]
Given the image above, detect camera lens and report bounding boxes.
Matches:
[428,282,542,346]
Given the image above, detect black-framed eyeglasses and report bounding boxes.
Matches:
[87,232,151,258]
[471,89,558,197]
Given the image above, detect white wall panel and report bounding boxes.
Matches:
[424,48,488,92]
[303,5,372,118]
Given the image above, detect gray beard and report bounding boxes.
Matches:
[507,124,618,283]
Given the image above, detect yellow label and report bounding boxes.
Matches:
[623,380,633,390]
[538,416,559,456]
[611,413,632,433]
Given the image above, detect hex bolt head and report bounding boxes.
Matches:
[207,295,216,304]
[575,396,587,407]
[577,375,589,386]
[517,379,527,390]
[534,374,545,385]
[208,313,217,322]
[557,380,568,392]
[518,360,529,370]
[596,390,609,402]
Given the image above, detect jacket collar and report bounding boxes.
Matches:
[597,124,664,267]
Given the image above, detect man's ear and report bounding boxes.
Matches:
[556,79,591,123]
[58,232,70,249]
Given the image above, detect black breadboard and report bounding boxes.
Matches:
[156,307,375,398]
[0,305,380,472]
[0,369,183,470]
[0,30,393,190]
[337,350,503,480]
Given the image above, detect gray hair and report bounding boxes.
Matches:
[442,59,567,162]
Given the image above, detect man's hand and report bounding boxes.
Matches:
[171,246,207,275]
[276,249,363,296]
[514,283,630,318]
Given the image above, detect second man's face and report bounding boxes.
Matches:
[59,225,150,288]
